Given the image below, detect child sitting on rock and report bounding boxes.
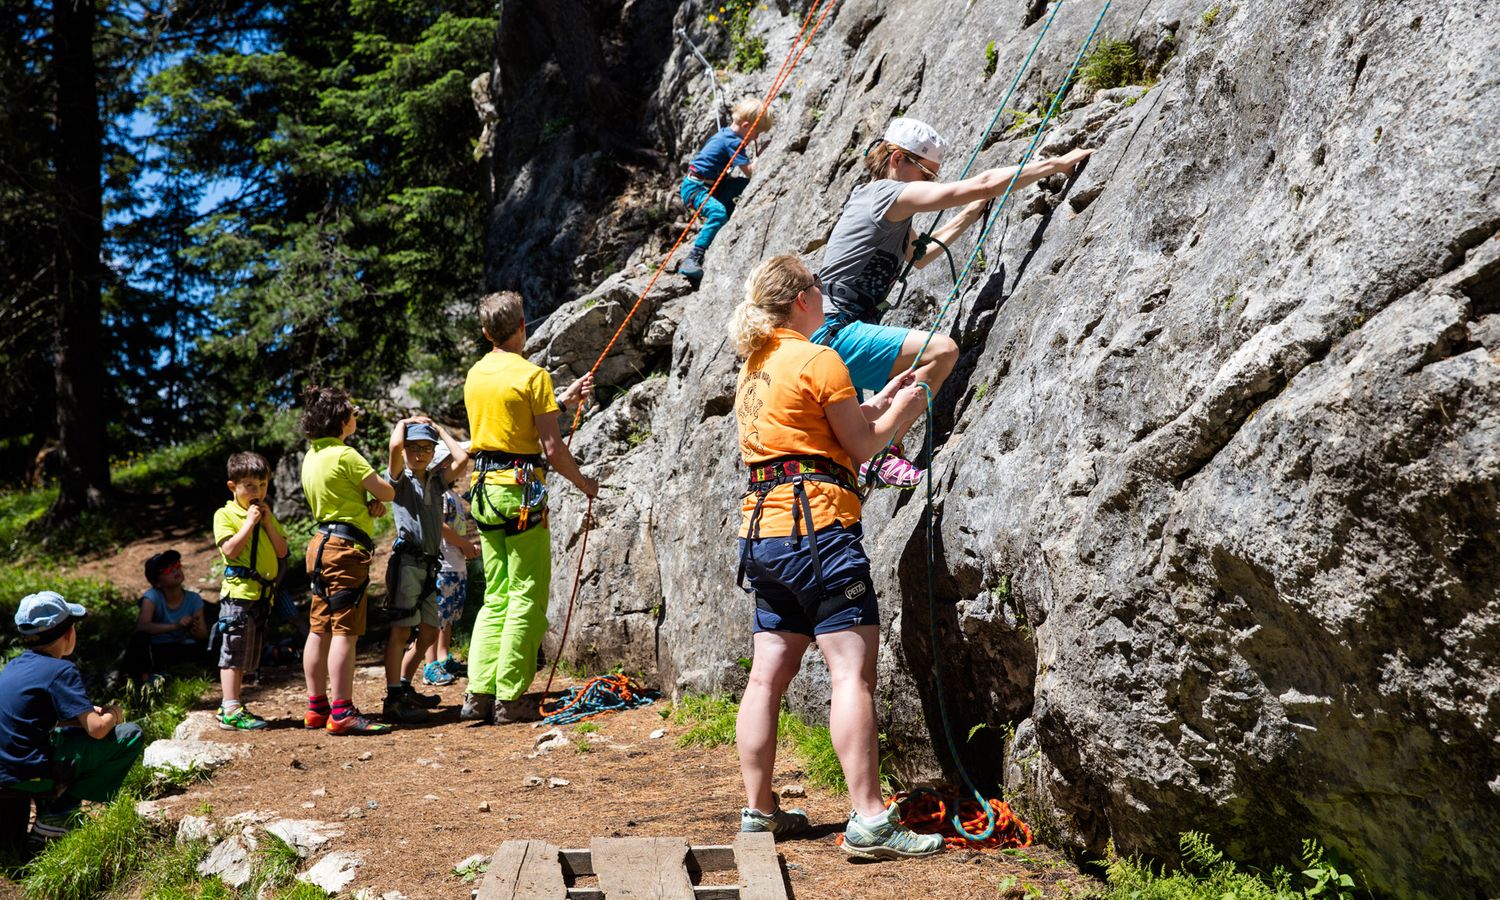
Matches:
[0,592,144,843]
[299,386,396,736]
[379,417,468,723]
[125,549,209,684]
[815,117,1092,486]
[677,97,775,286]
[212,451,287,730]
[461,291,597,725]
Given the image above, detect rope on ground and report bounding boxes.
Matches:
[896,785,1033,850]
[539,674,661,725]
[539,0,844,716]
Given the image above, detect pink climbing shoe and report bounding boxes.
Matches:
[860,445,923,489]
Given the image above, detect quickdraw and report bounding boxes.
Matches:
[737,455,859,603]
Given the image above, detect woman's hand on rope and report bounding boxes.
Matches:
[863,370,918,418]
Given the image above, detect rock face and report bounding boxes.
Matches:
[488,1,1500,895]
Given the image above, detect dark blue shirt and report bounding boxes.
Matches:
[0,650,93,783]
[688,126,751,177]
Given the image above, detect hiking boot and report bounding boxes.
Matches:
[403,682,442,708]
[460,692,495,722]
[422,660,456,686]
[841,805,944,860]
[741,804,811,839]
[859,445,923,489]
[217,705,269,731]
[383,691,430,724]
[492,697,539,725]
[326,710,393,736]
[679,246,706,285]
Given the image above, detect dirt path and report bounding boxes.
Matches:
[142,662,1093,899]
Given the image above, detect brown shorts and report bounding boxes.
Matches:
[306,533,372,636]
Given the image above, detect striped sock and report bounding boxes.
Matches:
[331,699,354,721]
[308,694,330,715]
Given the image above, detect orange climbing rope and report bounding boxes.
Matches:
[538,0,843,714]
[895,785,1033,850]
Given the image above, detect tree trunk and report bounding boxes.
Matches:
[49,0,109,519]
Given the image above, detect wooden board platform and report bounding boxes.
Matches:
[475,832,789,900]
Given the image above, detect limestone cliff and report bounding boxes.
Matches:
[481,1,1500,895]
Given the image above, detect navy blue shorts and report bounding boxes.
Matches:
[738,523,879,637]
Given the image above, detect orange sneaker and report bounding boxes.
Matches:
[325,711,392,736]
[304,708,329,729]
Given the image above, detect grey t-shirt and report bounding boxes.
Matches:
[389,467,447,557]
[817,179,911,321]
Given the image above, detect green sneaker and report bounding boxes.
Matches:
[217,705,269,730]
[841,805,944,860]
[740,804,810,839]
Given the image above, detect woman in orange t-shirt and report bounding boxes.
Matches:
[728,254,941,859]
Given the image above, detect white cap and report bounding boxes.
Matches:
[883,117,947,165]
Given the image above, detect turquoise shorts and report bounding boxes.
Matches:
[810,314,910,392]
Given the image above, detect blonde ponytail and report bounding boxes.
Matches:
[729,254,815,357]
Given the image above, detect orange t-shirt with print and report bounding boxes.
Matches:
[736,328,862,538]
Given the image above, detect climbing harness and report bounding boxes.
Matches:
[737,456,860,604]
[310,521,374,613]
[539,673,660,726]
[539,0,844,717]
[381,537,441,620]
[468,450,549,535]
[214,519,283,650]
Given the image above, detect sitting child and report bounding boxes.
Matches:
[0,592,144,842]
[125,550,208,683]
[380,417,468,723]
[677,96,775,286]
[212,451,287,730]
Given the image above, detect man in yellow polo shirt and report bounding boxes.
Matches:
[461,291,597,725]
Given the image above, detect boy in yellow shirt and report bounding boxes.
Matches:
[461,291,597,725]
[212,451,286,729]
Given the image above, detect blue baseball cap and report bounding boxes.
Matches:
[404,422,440,444]
[15,591,87,646]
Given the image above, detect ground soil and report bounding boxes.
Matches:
[45,522,1103,899]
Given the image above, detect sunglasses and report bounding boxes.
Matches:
[905,153,939,181]
[800,274,824,295]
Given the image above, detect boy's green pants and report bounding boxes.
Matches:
[468,483,552,702]
[6,723,144,808]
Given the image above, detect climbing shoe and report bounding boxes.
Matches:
[741,804,811,839]
[217,705,269,731]
[423,660,456,686]
[325,710,392,736]
[492,697,539,726]
[460,692,495,722]
[679,246,706,286]
[402,682,442,709]
[859,445,923,489]
[840,805,944,860]
[383,690,430,724]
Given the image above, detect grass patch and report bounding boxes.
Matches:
[132,838,232,900]
[984,40,999,79]
[1201,5,1221,27]
[575,722,599,734]
[20,792,151,899]
[674,694,739,749]
[248,830,302,897]
[1081,38,1154,90]
[625,427,653,448]
[1104,832,1358,899]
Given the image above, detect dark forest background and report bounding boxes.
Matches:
[1,0,497,519]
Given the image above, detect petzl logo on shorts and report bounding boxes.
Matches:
[843,581,867,600]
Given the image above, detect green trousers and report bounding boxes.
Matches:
[6,723,144,810]
[468,483,553,702]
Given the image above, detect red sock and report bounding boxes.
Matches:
[331,698,354,720]
[308,694,330,714]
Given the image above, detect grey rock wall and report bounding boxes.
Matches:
[492,1,1500,895]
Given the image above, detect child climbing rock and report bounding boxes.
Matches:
[729,253,941,859]
[461,291,597,726]
[816,117,1092,486]
[678,97,775,286]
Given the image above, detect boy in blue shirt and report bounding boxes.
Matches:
[677,97,775,285]
[0,592,144,842]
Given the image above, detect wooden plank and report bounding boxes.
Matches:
[592,837,695,899]
[477,840,567,900]
[562,844,737,877]
[565,889,737,900]
[560,849,593,877]
[733,832,787,900]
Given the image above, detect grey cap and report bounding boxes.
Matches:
[404,422,440,443]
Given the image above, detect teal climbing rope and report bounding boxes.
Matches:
[540,674,661,726]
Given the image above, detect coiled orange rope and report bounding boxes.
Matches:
[895,785,1034,850]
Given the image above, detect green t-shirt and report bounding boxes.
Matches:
[213,500,287,602]
[301,437,378,536]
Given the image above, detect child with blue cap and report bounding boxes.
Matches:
[0,592,143,842]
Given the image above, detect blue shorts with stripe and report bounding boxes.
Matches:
[738,523,879,637]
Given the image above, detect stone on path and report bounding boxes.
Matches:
[198,829,258,888]
[264,819,344,857]
[143,738,250,773]
[298,850,364,893]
